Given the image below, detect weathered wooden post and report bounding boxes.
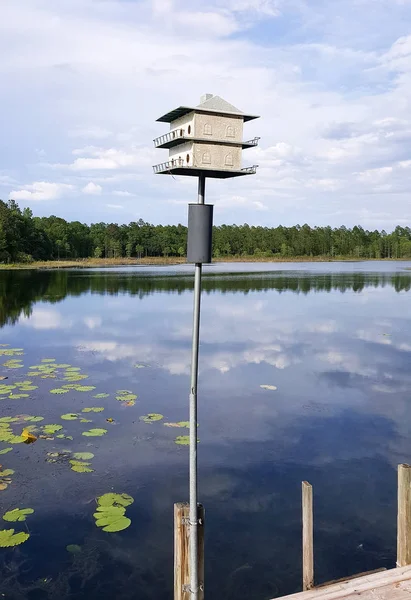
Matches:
[174,503,205,600]
[397,464,411,567]
[302,481,314,590]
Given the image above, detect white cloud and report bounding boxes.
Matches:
[9,181,73,201]
[106,203,124,209]
[20,308,68,330]
[82,182,102,195]
[113,190,134,197]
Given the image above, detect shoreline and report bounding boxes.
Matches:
[0,256,410,270]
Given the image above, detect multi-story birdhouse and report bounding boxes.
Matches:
[153,94,259,178]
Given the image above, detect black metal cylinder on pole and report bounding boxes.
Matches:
[187,204,214,264]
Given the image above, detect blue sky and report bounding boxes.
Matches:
[1,0,411,229]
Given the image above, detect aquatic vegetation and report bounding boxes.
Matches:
[0,417,18,423]
[63,374,89,382]
[80,418,93,423]
[65,367,81,372]
[106,418,114,423]
[41,359,56,363]
[0,529,30,547]
[116,394,137,402]
[164,421,190,428]
[22,416,43,423]
[82,407,104,413]
[174,436,199,445]
[93,492,134,533]
[74,386,96,392]
[0,469,15,477]
[93,393,109,399]
[82,428,107,437]
[260,385,277,391]
[140,413,164,424]
[98,493,134,507]
[66,544,82,553]
[50,388,70,395]
[61,413,79,421]
[3,359,24,369]
[72,452,94,460]
[18,385,38,391]
[69,460,94,473]
[0,348,24,356]
[42,424,63,435]
[56,434,73,440]
[9,393,30,399]
[0,448,12,455]
[21,429,37,444]
[2,508,34,522]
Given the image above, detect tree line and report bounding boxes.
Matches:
[1,199,411,263]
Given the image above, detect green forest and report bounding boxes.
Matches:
[1,199,411,263]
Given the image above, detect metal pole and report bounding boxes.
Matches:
[189,174,205,600]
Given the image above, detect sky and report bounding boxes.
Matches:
[0,0,411,230]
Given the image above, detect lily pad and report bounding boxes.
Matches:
[0,529,30,547]
[0,448,12,455]
[140,413,163,423]
[175,436,200,445]
[41,359,56,363]
[0,469,15,477]
[3,508,34,522]
[72,452,94,460]
[66,544,82,553]
[42,424,63,434]
[260,385,277,391]
[9,394,30,399]
[164,421,190,428]
[97,493,134,508]
[93,393,109,398]
[82,428,107,437]
[94,512,131,533]
[116,394,137,402]
[22,416,44,423]
[50,388,69,395]
[70,463,94,473]
[80,418,93,423]
[65,367,81,372]
[0,417,19,423]
[74,386,96,392]
[82,407,104,413]
[61,413,79,421]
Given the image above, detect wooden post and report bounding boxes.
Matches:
[302,481,314,591]
[397,464,411,567]
[174,502,204,600]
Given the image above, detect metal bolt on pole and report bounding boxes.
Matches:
[188,174,205,600]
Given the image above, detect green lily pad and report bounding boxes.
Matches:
[0,417,18,423]
[0,529,29,547]
[3,508,34,522]
[80,418,92,423]
[66,544,82,553]
[50,389,69,395]
[0,349,24,356]
[74,386,96,392]
[140,413,163,423]
[0,469,15,477]
[0,448,12,455]
[97,493,134,508]
[18,386,38,391]
[164,421,190,428]
[94,513,131,532]
[175,436,200,445]
[61,413,79,421]
[70,463,94,473]
[9,394,30,399]
[41,359,56,363]
[72,452,94,460]
[82,407,104,413]
[23,416,43,422]
[93,393,109,398]
[82,428,107,437]
[116,394,137,402]
[56,434,73,440]
[65,367,81,372]
[42,424,63,434]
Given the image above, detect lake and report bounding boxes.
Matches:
[0,261,411,600]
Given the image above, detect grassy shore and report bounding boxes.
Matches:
[0,256,408,270]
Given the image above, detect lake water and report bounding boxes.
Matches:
[0,261,411,600]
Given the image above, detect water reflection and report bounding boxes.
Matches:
[0,264,410,600]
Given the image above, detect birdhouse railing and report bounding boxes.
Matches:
[153,129,185,148]
[153,158,185,173]
[243,137,260,147]
[241,165,259,174]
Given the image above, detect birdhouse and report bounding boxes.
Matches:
[153,94,259,178]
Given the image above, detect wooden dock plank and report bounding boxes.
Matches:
[271,565,411,600]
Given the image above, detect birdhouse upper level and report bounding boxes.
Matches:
[153,94,260,179]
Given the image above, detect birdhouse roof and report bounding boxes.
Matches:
[156,95,259,123]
